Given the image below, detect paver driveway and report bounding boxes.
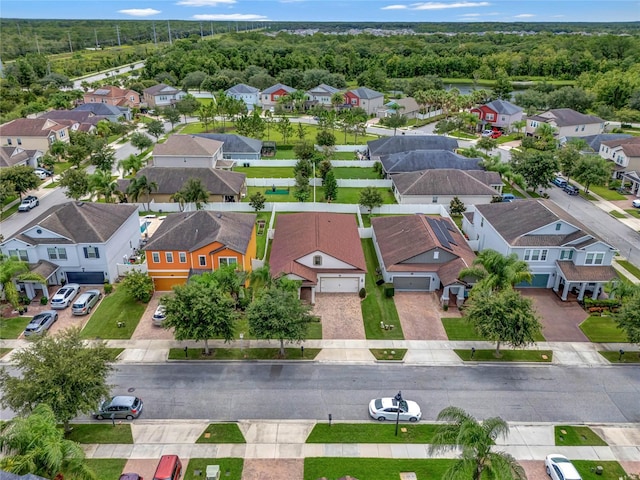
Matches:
[132,293,174,340]
[394,292,449,340]
[312,293,364,340]
[519,289,589,342]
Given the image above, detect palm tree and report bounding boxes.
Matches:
[127,175,158,211]
[180,178,209,210]
[0,403,96,480]
[331,92,345,111]
[117,154,144,178]
[429,406,526,480]
[248,264,273,298]
[0,255,29,309]
[170,190,187,212]
[89,170,118,203]
[459,249,532,291]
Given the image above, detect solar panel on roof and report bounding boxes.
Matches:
[94,89,110,95]
[427,217,451,249]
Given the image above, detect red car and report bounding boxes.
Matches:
[491,131,503,139]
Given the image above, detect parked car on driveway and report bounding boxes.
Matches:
[94,395,143,420]
[50,283,81,309]
[23,310,58,337]
[563,184,579,196]
[72,289,102,315]
[35,167,53,177]
[152,304,167,326]
[481,129,493,137]
[545,454,582,480]
[368,397,422,422]
[501,193,517,202]
[18,195,39,212]
[551,177,568,188]
[632,199,640,208]
[490,130,503,139]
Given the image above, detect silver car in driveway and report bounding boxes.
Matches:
[23,310,58,336]
[368,397,422,422]
[72,289,102,315]
[50,283,81,309]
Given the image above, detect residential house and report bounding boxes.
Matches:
[40,110,100,133]
[117,167,247,204]
[269,212,366,303]
[143,211,256,291]
[565,133,632,153]
[462,199,618,301]
[526,108,604,138]
[471,99,523,131]
[196,133,262,162]
[391,169,502,205]
[599,137,640,197]
[379,150,483,178]
[0,202,141,298]
[344,87,384,115]
[73,103,131,122]
[83,85,141,108]
[152,134,225,169]
[305,84,340,108]
[143,83,187,108]
[0,118,70,152]
[260,83,296,110]
[377,97,421,119]
[225,84,261,111]
[0,146,43,169]
[371,215,475,305]
[367,135,458,160]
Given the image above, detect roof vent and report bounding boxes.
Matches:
[77,201,84,206]
[217,213,222,218]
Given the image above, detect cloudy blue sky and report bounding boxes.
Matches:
[2,0,638,22]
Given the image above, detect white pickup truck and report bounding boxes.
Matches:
[18,195,39,212]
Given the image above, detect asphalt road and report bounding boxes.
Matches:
[89,363,640,424]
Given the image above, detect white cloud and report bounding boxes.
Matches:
[177,0,236,6]
[193,13,269,20]
[386,2,491,10]
[118,8,161,17]
[513,13,535,18]
[381,4,408,9]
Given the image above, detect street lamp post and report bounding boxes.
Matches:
[394,390,403,436]
[313,162,316,203]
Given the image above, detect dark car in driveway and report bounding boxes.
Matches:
[563,184,579,196]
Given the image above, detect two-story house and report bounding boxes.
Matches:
[305,84,340,108]
[462,199,618,301]
[83,85,141,108]
[0,202,141,298]
[526,108,604,138]
[0,118,70,153]
[143,211,257,291]
[143,83,187,109]
[598,137,640,196]
[39,110,100,133]
[225,84,261,111]
[260,83,296,111]
[471,99,523,131]
[344,87,384,115]
[377,97,421,120]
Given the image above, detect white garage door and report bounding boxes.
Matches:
[319,277,360,293]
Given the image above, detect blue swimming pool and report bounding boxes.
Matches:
[140,220,150,233]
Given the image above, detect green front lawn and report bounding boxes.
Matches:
[0,348,12,358]
[80,286,146,339]
[361,239,403,340]
[197,423,246,443]
[442,317,545,342]
[455,349,553,362]
[588,185,627,201]
[85,459,127,480]
[243,186,396,204]
[370,348,407,361]
[254,211,272,260]
[306,423,439,443]
[555,425,607,446]
[625,208,640,219]
[616,259,640,280]
[185,458,243,480]
[304,458,455,480]
[0,316,31,339]
[573,460,628,480]
[599,350,640,363]
[332,167,381,179]
[579,316,627,343]
[65,424,133,444]
[105,348,125,361]
[168,347,321,360]
[234,166,295,178]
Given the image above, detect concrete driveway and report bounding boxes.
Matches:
[394,292,449,340]
[131,293,175,340]
[312,293,364,340]
[519,289,589,342]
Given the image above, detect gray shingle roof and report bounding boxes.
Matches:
[601,137,640,157]
[262,83,295,94]
[0,118,65,137]
[0,146,30,168]
[9,202,138,245]
[143,211,256,253]
[196,133,262,154]
[41,110,95,122]
[225,83,259,95]
[381,150,481,174]
[73,103,126,117]
[306,84,340,95]
[350,87,383,99]
[392,169,499,196]
[1,470,50,480]
[532,108,603,127]
[368,135,458,157]
[153,134,223,157]
[566,133,633,152]
[485,99,522,115]
[143,83,182,96]
[124,167,245,196]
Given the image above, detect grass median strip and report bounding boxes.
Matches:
[573,460,628,480]
[0,348,12,358]
[306,423,439,443]
[105,348,125,361]
[616,259,640,280]
[304,458,455,480]
[370,348,407,361]
[196,423,246,443]
[555,425,607,446]
[599,350,640,363]
[444,317,545,342]
[65,424,133,444]
[455,349,553,362]
[168,347,320,360]
[579,316,627,342]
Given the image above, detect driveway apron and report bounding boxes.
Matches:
[312,293,365,340]
[519,289,589,342]
[394,292,448,340]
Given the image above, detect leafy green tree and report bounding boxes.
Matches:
[293,172,311,202]
[0,404,95,480]
[182,71,207,91]
[477,137,497,154]
[556,143,582,182]
[318,159,333,181]
[90,144,116,172]
[127,175,158,210]
[118,154,144,178]
[0,254,29,308]
[162,281,235,355]
[323,169,338,202]
[175,95,201,123]
[65,143,90,169]
[246,284,313,356]
[177,178,210,210]
[0,327,113,433]
[434,119,459,135]
[293,142,317,163]
[130,131,153,153]
[275,117,293,145]
[459,249,532,291]
[429,406,526,480]
[146,119,165,140]
[95,119,112,139]
[510,149,559,192]
[464,287,542,355]
[384,112,407,136]
[0,165,39,199]
[573,154,612,194]
[0,180,16,217]
[449,197,466,217]
[316,129,336,147]
[50,140,67,162]
[296,122,307,141]
[249,191,266,212]
[615,291,640,345]
[161,107,181,130]
[547,86,595,112]
[491,71,513,100]
[120,270,154,303]
[359,186,384,214]
[293,158,313,178]
[59,168,90,201]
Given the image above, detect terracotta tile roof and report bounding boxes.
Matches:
[153,135,223,157]
[143,211,256,253]
[556,261,618,282]
[269,212,366,284]
[10,202,138,245]
[392,169,500,196]
[0,118,65,137]
[122,167,246,196]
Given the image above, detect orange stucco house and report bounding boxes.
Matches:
[143,211,257,291]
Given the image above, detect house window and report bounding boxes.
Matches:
[581,126,585,131]
[6,139,11,145]
[165,252,173,263]
[560,249,574,260]
[313,255,322,266]
[524,249,548,262]
[432,196,438,203]
[486,113,494,120]
[555,223,561,231]
[219,257,238,267]
[434,251,440,260]
[8,249,28,261]
[179,252,187,263]
[47,247,67,260]
[480,218,484,227]
[84,246,100,259]
[199,255,207,267]
[585,252,605,265]
[152,252,160,263]
[17,138,22,145]
[575,126,579,132]
[531,121,538,128]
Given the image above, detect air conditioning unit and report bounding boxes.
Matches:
[241,193,246,198]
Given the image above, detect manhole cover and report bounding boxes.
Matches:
[128,387,136,393]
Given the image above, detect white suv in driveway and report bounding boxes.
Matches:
[632,199,640,208]
[50,283,81,309]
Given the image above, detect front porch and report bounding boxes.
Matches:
[553,261,618,302]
